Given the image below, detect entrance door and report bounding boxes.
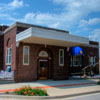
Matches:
[38,60,48,79]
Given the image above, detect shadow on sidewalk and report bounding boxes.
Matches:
[0,79,15,84]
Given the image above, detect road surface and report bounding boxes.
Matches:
[66,93,100,100]
[0,93,100,100]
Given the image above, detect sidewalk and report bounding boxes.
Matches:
[0,79,99,96]
[47,85,100,96]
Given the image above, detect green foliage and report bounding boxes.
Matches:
[13,86,48,96]
[5,91,9,94]
[97,80,100,85]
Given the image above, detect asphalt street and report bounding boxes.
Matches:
[66,93,100,100]
[0,93,100,100]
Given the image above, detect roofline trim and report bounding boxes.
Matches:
[4,22,69,34]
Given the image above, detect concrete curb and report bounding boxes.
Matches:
[0,90,100,99]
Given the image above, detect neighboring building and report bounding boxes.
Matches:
[0,25,9,71]
[0,22,99,82]
[99,59,100,74]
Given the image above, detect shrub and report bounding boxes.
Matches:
[13,86,48,96]
[97,80,100,85]
[5,91,9,94]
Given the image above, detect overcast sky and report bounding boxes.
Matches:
[0,0,100,55]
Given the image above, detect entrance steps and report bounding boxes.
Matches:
[70,74,100,79]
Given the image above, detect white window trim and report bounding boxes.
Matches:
[70,56,82,67]
[39,51,48,57]
[23,46,29,65]
[89,56,95,66]
[70,56,73,67]
[59,49,64,66]
[94,57,95,64]
[6,47,11,65]
[73,64,82,67]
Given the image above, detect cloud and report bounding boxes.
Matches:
[8,0,23,8]
[53,0,100,12]
[89,29,100,41]
[24,13,35,22]
[48,22,60,28]
[77,18,100,35]
[88,18,100,25]
[15,0,100,30]
[79,18,100,27]
[0,0,25,13]
[0,0,29,24]
[0,0,100,32]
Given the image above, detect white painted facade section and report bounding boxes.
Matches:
[16,27,89,47]
[16,28,32,42]
[88,44,99,48]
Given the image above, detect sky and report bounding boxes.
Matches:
[0,0,100,50]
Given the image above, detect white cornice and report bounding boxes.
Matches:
[16,27,89,47]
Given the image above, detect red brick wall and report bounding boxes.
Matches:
[82,41,99,74]
[0,35,4,70]
[15,41,99,82]
[70,41,99,74]
[15,43,69,82]
[2,25,99,82]
[47,46,69,80]
[4,27,17,71]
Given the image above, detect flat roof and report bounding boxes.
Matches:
[4,22,69,34]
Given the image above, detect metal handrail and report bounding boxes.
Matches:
[70,62,99,76]
[82,62,99,71]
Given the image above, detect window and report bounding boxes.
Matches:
[6,48,11,65]
[70,56,82,66]
[59,49,64,66]
[23,46,29,65]
[39,51,48,57]
[89,57,95,65]
[70,56,73,67]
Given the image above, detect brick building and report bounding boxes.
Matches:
[0,22,99,82]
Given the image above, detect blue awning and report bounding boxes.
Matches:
[70,46,84,56]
